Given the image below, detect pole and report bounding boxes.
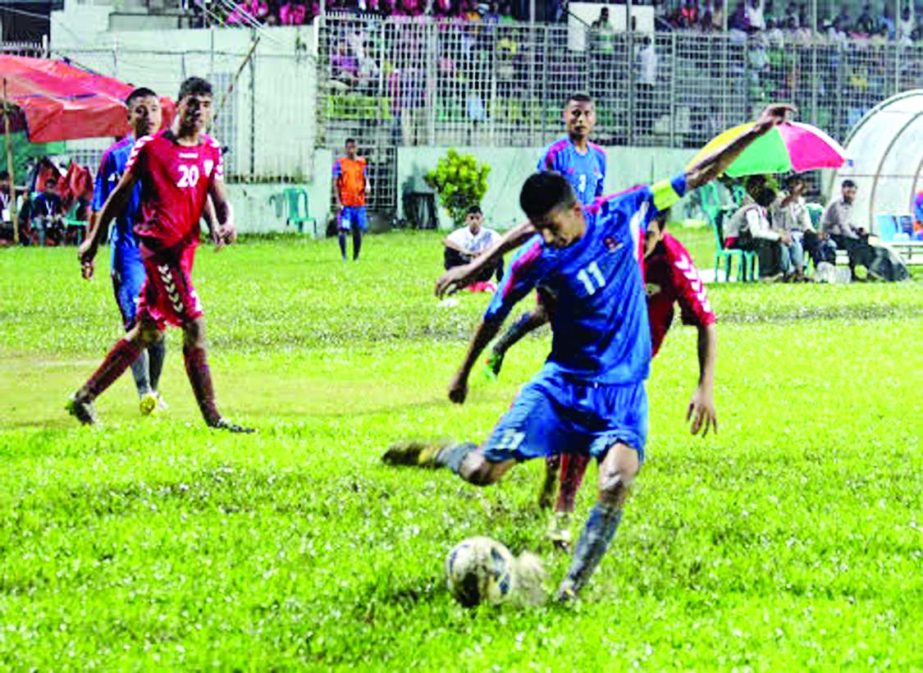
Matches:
[3,79,19,245]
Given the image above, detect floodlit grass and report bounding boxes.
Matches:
[0,231,921,671]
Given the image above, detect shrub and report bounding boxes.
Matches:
[424,149,490,226]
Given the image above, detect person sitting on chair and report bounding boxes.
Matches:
[443,205,503,291]
[724,182,787,281]
[31,176,65,247]
[770,175,834,280]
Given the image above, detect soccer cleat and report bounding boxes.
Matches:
[555,580,578,603]
[208,418,255,433]
[66,395,98,426]
[546,512,573,551]
[139,392,159,416]
[381,440,445,467]
[483,350,504,381]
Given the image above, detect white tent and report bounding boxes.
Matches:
[830,89,923,234]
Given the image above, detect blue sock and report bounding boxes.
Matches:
[563,503,623,592]
[435,442,478,474]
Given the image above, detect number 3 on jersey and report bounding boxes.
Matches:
[177,164,200,188]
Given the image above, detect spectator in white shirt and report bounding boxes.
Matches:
[724,180,786,280]
[443,205,503,290]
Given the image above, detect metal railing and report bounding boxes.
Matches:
[318,16,923,150]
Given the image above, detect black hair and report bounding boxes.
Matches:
[842,179,857,189]
[45,176,58,185]
[466,205,482,216]
[755,186,777,208]
[345,137,357,145]
[0,170,9,181]
[566,92,593,106]
[125,87,158,108]
[177,76,213,102]
[519,172,577,221]
[785,174,805,187]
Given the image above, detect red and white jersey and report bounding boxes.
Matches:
[643,232,716,357]
[125,130,223,251]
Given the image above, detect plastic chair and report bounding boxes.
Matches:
[281,187,317,236]
[698,184,755,282]
[875,214,897,241]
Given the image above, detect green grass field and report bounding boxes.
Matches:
[1,231,921,671]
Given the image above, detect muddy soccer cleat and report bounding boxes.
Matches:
[209,418,255,433]
[381,440,446,467]
[66,395,98,426]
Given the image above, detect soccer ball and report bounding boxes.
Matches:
[445,536,515,607]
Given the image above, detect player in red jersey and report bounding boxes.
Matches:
[69,77,252,433]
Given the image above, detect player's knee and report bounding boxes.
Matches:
[131,320,161,347]
[597,452,640,505]
[183,318,207,348]
[460,455,500,486]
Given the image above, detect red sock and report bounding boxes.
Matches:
[556,453,591,514]
[81,338,143,399]
[183,345,221,425]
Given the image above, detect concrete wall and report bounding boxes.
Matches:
[50,8,317,180]
[228,149,332,234]
[398,145,697,230]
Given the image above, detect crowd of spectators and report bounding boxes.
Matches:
[218,0,521,27]
[653,1,922,45]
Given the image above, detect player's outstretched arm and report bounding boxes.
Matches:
[685,104,796,191]
[208,179,237,248]
[79,173,137,279]
[448,318,503,404]
[435,221,535,298]
[687,322,718,436]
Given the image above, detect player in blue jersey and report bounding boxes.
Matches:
[78,87,168,415]
[485,92,605,384]
[486,92,608,519]
[386,104,792,600]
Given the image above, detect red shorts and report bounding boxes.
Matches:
[137,243,203,329]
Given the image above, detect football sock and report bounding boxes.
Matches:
[352,228,362,260]
[147,339,166,392]
[493,311,536,356]
[539,455,561,509]
[338,232,347,259]
[80,338,144,400]
[556,453,591,514]
[434,441,478,474]
[183,345,221,425]
[563,503,623,593]
[129,348,152,397]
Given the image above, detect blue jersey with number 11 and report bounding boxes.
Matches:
[485,173,688,385]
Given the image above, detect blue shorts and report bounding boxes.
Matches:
[338,206,368,232]
[481,369,648,465]
[110,244,146,330]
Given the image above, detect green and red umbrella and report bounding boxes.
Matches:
[687,120,849,177]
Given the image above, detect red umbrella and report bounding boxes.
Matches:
[0,55,174,142]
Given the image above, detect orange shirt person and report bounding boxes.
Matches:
[333,138,369,260]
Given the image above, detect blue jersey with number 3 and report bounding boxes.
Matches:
[485,173,688,384]
[538,137,607,206]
